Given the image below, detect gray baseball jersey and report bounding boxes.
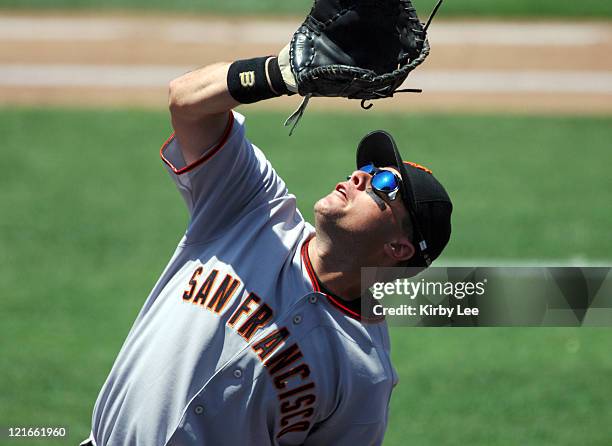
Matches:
[88,111,398,446]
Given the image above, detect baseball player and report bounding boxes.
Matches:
[82,4,452,446]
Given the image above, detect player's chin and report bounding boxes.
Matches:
[315,192,346,215]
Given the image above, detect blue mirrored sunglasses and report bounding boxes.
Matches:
[360,164,433,267]
[359,163,402,201]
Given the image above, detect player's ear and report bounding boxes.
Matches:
[383,237,415,263]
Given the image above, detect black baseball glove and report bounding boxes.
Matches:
[279,0,443,132]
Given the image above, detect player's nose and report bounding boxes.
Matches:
[348,170,371,191]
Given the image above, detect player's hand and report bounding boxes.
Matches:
[277,44,298,94]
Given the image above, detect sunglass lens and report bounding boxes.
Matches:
[371,170,398,191]
[359,163,377,175]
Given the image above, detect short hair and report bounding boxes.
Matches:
[397,213,424,270]
[400,213,414,243]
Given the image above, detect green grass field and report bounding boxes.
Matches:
[1,108,611,445]
[1,0,611,18]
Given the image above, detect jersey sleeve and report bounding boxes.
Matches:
[160,111,289,243]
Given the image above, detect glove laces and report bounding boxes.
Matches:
[284,94,311,136]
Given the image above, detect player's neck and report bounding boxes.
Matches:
[307,236,362,300]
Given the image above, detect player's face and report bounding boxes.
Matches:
[314,166,411,261]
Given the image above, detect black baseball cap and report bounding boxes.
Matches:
[356,130,453,267]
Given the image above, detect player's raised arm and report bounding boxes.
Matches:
[168,55,293,165]
[168,62,236,165]
[168,0,438,162]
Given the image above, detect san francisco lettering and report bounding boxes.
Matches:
[182,266,316,439]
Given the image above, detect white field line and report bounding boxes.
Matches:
[439,259,612,267]
[2,64,612,94]
[0,16,610,46]
[408,70,612,94]
[0,64,187,87]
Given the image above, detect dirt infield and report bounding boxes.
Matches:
[1,12,611,114]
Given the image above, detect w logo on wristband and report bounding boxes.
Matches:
[239,71,256,87]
